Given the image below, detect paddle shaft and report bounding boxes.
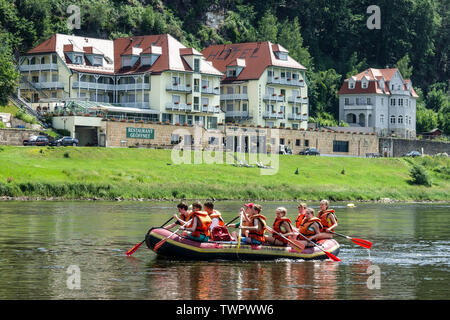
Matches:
[266,226,304,253]
[154,219,192,252]
[225,215,240,226]
[236,210,244,250]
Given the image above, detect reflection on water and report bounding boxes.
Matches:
[0,201,449,300]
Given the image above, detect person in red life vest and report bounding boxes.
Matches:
[239,204,266,245]
[229,203,253,241]
[297,208,323,246]
[316,199,338,239]
[204,201,225,232]
[165,201,191,230]
[180,201,212,242]
[265,207,295,246]
[294,202,308,233]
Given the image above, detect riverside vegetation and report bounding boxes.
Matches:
[0,146,448,201]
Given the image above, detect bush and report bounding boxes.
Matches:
[409,163,432,187]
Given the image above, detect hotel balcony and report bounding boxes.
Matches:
[263,111,285,119]
[201,86,220,95]
[20,81,64,90]
[267,77,305,87]
[165,102,193,112]
[165,83,192,93]
[116,102,150,109]
[287,96,308,104]
[220,93,249,101]
[263,94,285,102]
[288,113,308,121]
[19,63,58,72]
[226,111,249,118]
[116,83,150,91]
[343,104,373,111]
[201,105,222,113]
[73,81,115,91]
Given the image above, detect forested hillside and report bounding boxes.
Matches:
[0,0,448,133]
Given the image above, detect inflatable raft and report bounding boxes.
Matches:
[145,228,340,261]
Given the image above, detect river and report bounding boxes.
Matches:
[0,201,448,300]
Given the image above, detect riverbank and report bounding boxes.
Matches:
[0,146,448,201]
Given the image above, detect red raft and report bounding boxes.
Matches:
[145,228,340,261]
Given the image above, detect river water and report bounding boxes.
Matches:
[0,201,448,300]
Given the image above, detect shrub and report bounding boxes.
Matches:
[409,163,432,187]
[63,152,70,158]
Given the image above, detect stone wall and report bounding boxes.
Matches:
[379,137,450,157]
[0,128,42,146]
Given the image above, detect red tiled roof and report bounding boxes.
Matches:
[27,35,57,54]
[201,41,306,81]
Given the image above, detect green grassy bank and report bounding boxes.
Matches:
[0,146,448,201]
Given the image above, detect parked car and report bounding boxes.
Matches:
[50,136,79,147]
[404,150,421,157]
[23,135,49,146]
[299,147,320,156]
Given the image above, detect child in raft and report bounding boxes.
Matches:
[316,199,338,239]
[228,203,254,241]
[238,204,267,245]
[180,201,212,242]
[265,207,295,246]
[296,207,323,246]
[204,201,225,232]
[294,202,308,233]
[165,201,191,230]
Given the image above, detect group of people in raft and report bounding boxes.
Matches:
[164,200,338,247]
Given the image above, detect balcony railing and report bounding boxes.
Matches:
[20,81,64,90]
[116,83,150,91]
[288,113,308,121]
[19,63,58,72]
[226,111,249,118]
[116,102,150,109]
[267,77,305,87]
[73,81,115,91]
[220,93,249,101]
[201,86,220,95]
[287,96,308,104]
[343,104,373,110]
[165,102,193,112]
[263,111,285,119]
[263,94,285,102]
[166,84,192,92]
[201,105,221,113]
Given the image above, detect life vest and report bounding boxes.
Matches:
[272,217,292,244]
[248,214,266,243]
[209,210,225,227]
[299,217,322,237]
[318,209,338,231]
[295,213,305,229]
[187,211,212,238]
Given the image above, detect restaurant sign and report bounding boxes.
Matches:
[126,127,154,139]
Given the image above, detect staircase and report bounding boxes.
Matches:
[9,94,47,128]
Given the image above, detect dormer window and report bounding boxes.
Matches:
[349,81,355,89]
[194,59,200,73]
[276,52,288,60]
[91,55,103,66]
[362,81,368,89]
[74,54,84,65]
[227,68,237,77]
[122,56,132,67]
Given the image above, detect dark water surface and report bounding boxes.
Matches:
[0,201,448,300]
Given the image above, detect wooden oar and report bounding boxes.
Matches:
[330,231,372,249]
[153,219,192,252]
[265,226,305,253]
[125,216,173,256]
[296,232,341,262]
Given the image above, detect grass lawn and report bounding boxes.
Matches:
[0,146,448,201]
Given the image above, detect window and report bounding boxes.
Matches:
[172,76,180,85]
[172,95,180,103]
[345,98,349,105]
[295,139,301,146]
[390,99,396,106]
[92,55,103,66]
[304,140,309,147]
[194,79,199,92]
[207,117,218,129]
[227,87,234,94]
[380,114,384,124]
[193,97,199,111]
[390,116,396,124]
[242,103,248,112]
[292,123,299,129]
[162,113,173,123]
[227,68,237,77]
[194,59,200,72]
[362,81,368,89]
[333,141,349,152]
[280,138,285,145]
[349,81,355,89]
[367,98,371,105]
[201,97,209,107]
[74,55,83,65]
[242,86,248,94]
[398,99,403,106]
[226,103,233,111]
[398,115,403,124]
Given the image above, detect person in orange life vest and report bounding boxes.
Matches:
[293,202,308,233]
[316,199,338,240]
[165,201,191,230]
[265,207,295,246]
[180,201,212,242]
[297,208,323,247]
[229,203,253,241]
[204,201,225,232]
[239,204,267,245]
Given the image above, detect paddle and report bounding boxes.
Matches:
[330,231,372,249]
[296,232,341,262]
[236,209,244,250]
[125,216,174,256]
[225,215,240,226]
[153,219,192,252]
[265,226,305,253]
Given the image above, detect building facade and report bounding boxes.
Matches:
[18,33,224,129]
[338,68,418,139]
[202,42,309,130]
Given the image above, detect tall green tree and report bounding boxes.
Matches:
[0,38,19,105]
[257,10,278,42]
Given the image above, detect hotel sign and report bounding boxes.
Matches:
[126,127,154,139]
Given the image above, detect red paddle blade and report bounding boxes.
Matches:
[325,251,341,262]
[352,238,372,249]
[126,240,144,256]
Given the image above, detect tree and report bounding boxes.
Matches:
[395,53,413,79]
[257,10,278,42]
[278,17,312,68]
[0,39,19,105]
